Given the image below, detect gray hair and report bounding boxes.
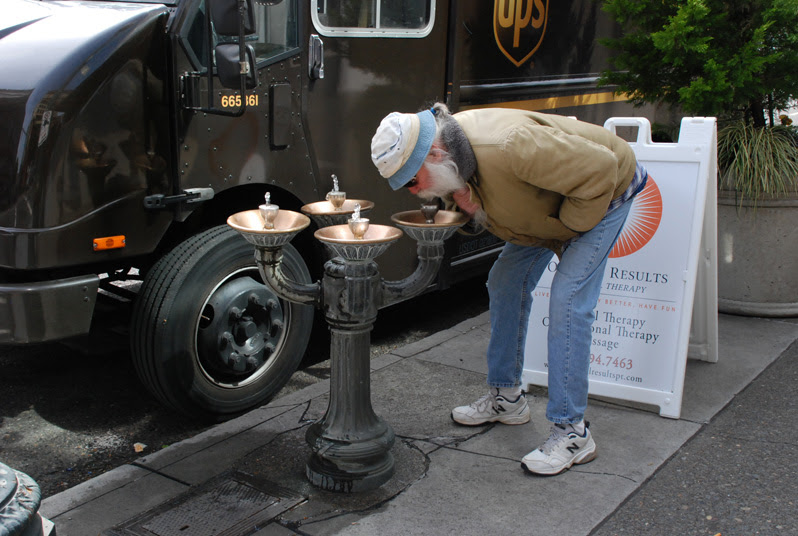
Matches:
[430,102,477,181]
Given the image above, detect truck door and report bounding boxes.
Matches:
[130,0,319,422]
[301,0,449,280]
[175,0,317,212]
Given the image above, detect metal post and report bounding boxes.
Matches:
[304,258,395,492]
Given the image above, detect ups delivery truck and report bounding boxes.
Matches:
[0,0,654,420]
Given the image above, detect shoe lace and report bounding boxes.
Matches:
[470,392,498,413]
[540,424,571,455]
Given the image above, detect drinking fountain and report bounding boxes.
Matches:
[228,192,467,492]
[301,175,374,228]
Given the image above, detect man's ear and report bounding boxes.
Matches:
[429,142,446,161]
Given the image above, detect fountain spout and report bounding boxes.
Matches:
[325,174,346,209]
[348,203,370,240]
[259,192,279,229]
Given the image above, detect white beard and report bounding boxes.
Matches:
[419,153,487,226]
[418,157,464,200]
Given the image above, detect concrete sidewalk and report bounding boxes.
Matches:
[40,313,798,535]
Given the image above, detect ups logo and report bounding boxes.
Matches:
[494,0,549,67]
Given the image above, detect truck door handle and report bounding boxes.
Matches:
[143,188,215,210]
[309,34,325,80]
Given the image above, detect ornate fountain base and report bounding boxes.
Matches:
[304,258,395,492]
[304,329,395,491]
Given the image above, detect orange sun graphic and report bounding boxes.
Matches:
[610,177,663,258]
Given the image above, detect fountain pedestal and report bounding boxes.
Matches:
[305,257,393,491]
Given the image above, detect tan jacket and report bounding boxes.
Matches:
[454,109,637,252]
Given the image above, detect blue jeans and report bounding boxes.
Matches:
[485,199,633,424]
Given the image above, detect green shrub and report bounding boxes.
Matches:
[599,0,798,127]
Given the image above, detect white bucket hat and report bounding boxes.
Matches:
[370,109,436,190]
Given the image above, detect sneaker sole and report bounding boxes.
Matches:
[450,410,531,426]
[521,447,597,476]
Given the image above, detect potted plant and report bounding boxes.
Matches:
[598,0,798,316]
[715,118,798,315]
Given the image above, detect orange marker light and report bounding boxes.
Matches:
[93,235,126,251]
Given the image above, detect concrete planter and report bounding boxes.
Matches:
[718,189,798,316]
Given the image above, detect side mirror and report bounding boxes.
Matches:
[215,44,256,89]
[209,0,255,36]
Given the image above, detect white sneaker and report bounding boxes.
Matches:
[521,421,597,475]
[451,388,530,426]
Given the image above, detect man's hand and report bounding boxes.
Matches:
[453,186,480,217]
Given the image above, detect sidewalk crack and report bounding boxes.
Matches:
[439,443,520,464]
[297,399,315,424]
[573,469,637,482]
[129,462,191,486]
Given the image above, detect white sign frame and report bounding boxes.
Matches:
[521,117,718,419]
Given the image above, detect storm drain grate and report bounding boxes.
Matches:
[104,471,305,536]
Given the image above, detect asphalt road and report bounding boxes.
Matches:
[592,338,798,536]
[0,276,489,499]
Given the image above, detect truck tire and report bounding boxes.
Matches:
[131,225,314,421]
